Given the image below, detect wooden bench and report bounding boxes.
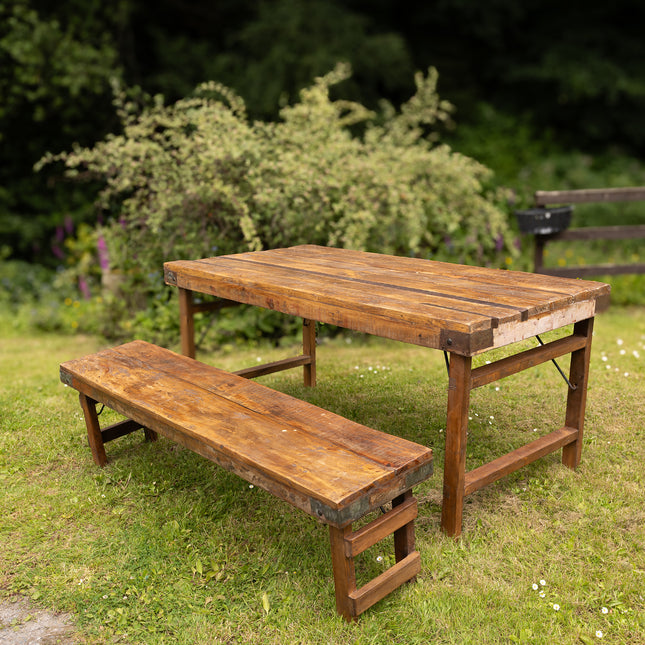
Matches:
[59,341,433,621]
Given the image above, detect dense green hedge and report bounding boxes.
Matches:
[35,65,516,345]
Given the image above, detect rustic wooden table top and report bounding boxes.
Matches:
[164,245,611,356]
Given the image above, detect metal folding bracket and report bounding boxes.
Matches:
[536,335,577,390]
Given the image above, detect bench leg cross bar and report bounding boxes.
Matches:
[329,491,421,621]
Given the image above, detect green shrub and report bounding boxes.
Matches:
[38,64,517,345]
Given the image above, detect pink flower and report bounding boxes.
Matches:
[97,235,110,271]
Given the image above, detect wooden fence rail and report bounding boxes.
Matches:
[531,187,645,278]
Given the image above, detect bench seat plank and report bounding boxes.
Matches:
[60,341,433,526]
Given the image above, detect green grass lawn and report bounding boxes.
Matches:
[1,306,644,644]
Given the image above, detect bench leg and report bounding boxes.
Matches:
[393,490,415,563]
[329,494,421,621]
[78,393,158,466]
[562,317,594,469]
[329,525,356,621]
[79,393,107,467]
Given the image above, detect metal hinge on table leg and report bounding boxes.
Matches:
[536,335,577,390]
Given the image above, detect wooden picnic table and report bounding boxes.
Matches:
[164,244,610,537]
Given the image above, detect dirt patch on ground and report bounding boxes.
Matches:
[0,597,77,645]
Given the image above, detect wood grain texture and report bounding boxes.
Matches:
[441,353,472,537]
[344,497,418,557]
[349,551,421,616]
[329,525,356,620]
[60,341,433,526]
[464,426,578,496]
[562,318,595,468]
[470,333,588,389]
[164,245,610,355]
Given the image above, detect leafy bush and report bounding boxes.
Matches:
[38,64,517,345]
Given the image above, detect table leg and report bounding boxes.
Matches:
[178,288,196,358]
[302,318,316,387]
[441,353,472,538]
[562,317,595,469]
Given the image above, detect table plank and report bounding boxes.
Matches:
[164,245,610,355]
[168,257,504,328]
[253,246,609,308]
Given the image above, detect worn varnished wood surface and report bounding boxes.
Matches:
[60,340,433,527]
[165,245,610,356]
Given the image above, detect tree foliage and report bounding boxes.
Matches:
[0,0,123,259]
[3,0,645,269]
